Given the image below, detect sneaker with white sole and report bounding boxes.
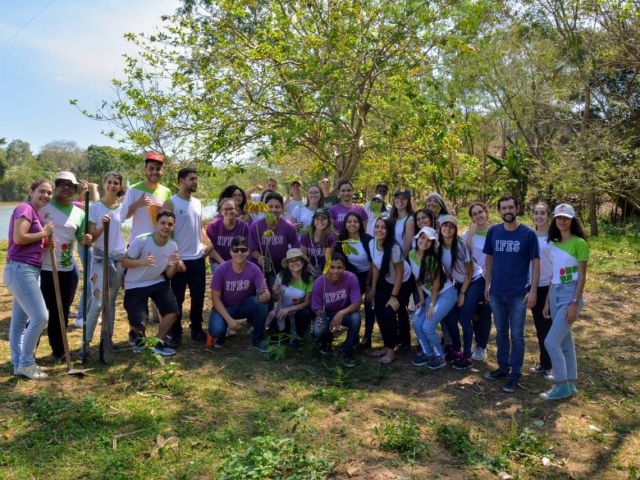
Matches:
[543,370,555,381]
[471,346,487,361]
[151,341,176,357]
[16,364,49,380]
[569,382,577,394]
[539,383,572,400]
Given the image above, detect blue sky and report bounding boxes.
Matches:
[0,0,180,153]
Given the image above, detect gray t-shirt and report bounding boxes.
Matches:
[125,233,178,289]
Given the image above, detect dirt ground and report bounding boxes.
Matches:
[1,265,639,479]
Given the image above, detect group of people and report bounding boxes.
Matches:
[5,153,589,401]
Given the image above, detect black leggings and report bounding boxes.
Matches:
[41,269,75,358]
[354,270,376,340]
[374,277,414,349]
[530,285,552,370]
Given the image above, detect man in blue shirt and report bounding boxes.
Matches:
[483,196,540,393]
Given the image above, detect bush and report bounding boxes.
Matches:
[375,413,428,461]
[219,435,333,480]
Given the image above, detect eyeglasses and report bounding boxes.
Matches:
[231,247,249,253]
[288,257,303,264]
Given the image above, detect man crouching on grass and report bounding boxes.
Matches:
[122,210,185,356]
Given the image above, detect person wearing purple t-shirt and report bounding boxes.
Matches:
[206,198,249,268]
[4,180,54,380]
[329,180,369,232]
[300,208,336,276]
[210,236,271,352]
[248,192,300,290]
[311,252,361,367]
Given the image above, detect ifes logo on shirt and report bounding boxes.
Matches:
[494,240,521,253]
[560,265,579,283]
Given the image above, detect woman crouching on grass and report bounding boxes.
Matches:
[5,179,54,380]
[268,248,314,344]
[409,227,457,370]
[540,204,589,400]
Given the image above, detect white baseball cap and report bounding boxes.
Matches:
[553,203,576,219]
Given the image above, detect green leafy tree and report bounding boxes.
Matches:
[83,0,478,187]
[6,139,34,167]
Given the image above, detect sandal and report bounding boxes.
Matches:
[379,352,396,365]
[368,349,387,358]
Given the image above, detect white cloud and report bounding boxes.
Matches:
[19,0,181,86]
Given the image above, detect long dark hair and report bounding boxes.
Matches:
[280,256,313,286]
[219,185,247,212]
[310,212,333,246]
[438,221,460,281]
[548,216,588,243]
[338,212,365,241]
[414,234,442,286]
[375,217,397,283]
[414,208,435,228]
[391,194,414,219]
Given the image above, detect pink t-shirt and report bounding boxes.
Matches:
[329,204,369,233]
[311,271,361,312]
[7,202,45,267]
[211,260,267,306]
[206,218,248,263]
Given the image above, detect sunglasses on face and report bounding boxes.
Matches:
[56,182,75,189]
[231,247,249,253]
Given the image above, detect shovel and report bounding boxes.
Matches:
[49,243,93,376]
[99,218,114,364]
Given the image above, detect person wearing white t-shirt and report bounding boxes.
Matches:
[462,201,493,362]
[529,202,554,378]
[439,215,485,371]
[122,210,184,356]
[539,204,589,400]
[84,172,127,349]
[284,180,305,221]
[366,217,414,365]
[163,167,210,345]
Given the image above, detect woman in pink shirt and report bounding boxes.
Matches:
[4,180,54,380]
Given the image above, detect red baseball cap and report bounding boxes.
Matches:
[144,152,164,163]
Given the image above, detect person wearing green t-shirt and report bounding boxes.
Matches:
[540,204,589,401]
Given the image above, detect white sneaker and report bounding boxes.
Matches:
[544,370,555,381]
[471,346,486,361]
[16,364,49,380]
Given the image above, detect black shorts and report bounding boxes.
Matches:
[124,280,179,329]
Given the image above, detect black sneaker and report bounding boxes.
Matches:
[164,335,181,349]
[445,350,462,363]
[133,337,146,353]
[128,330,139,347]
[502,378,519,393]
[484,368,508,380]
[151,341,176,357]
[190,328,207,344]
[340,354,356,368]
[397,342,411,353]
[452,358,473,370]
[360,337,372,350]
[253,343,269,353]
[411,353,430,367]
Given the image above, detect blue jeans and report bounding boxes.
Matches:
[544,283,582,383]
[71,245,93,323]
[4,262,49,367]
[490,292,527,379]
[313,311,361,355]
[413,286,457,357]
[209,296,268,347]
[85,256,125,343]
[444,277,485,358]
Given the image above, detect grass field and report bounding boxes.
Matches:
[0,231,639,479]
